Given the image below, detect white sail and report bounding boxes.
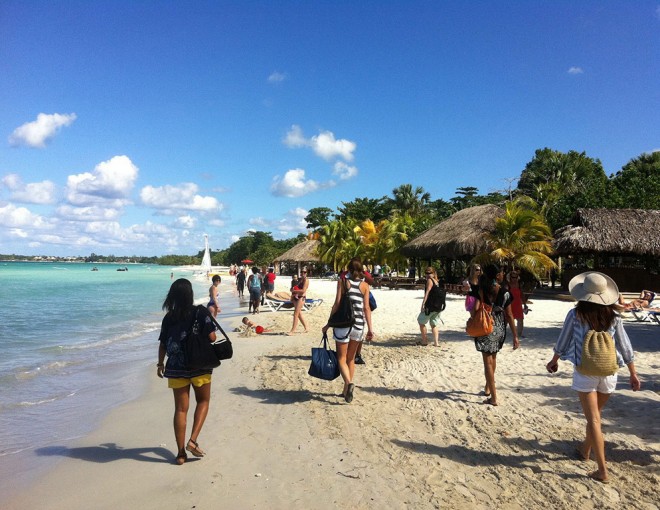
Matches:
[200,234,212,273]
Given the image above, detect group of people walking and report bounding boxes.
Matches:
[156,259,641,484]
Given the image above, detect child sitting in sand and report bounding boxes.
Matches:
[235,317,268,337]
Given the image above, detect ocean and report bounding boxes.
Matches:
[0,261,233,488]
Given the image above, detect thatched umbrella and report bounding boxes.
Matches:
[401,204,505,260]
[273,239,321,276]
[553,208,660,256]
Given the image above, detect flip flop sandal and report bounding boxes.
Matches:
[186,439,205,457]
[588,471,610,484]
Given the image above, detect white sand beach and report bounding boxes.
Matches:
[6,278,659,510]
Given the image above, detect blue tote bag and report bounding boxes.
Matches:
[308,333,340,381]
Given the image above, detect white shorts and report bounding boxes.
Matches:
[571,368,617,394]
[333,326,364,343]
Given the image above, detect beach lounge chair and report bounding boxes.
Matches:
[302,298,323,311]
[630,307,660,324]
[262,296,324,312]
[262,296,295,312]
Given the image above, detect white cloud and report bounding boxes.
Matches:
[2,174,22,190]
[270,168,325,197]
[175,215,196,228]
[568,66,584,74]
[140,183,222,214]
[9,113,77,148]
[283,125,356,161]
[0,203,49,228]
[208,219,225,227]
[67,155,138,205]
[268,71,286,83]
[276,207,309,235]
[283,125,307,148]
[312,131,356,161]
[55,204,121,221]
[332,161,358,180]
[249,217,270,227]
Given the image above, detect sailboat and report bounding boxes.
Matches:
[200,234,212,275]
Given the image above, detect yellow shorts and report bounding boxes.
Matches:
[168,374,212,389]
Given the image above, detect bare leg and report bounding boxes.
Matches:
[336,341,350,396]
[418,323,429,345]
[189,382,211,444]
[173,386,190,462]
[578,391,610,481]
[482,353,498,405]
[516,317,524,337]
[431,325,439,346]
[346,340,359,384]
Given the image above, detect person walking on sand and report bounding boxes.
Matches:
[207,274,221,317]
[417,266,444,347]
[322,258,374,403]
[247,266,262,314]
[471,264,520,406]
[157,278,216,465]
[546,271,640,484]
[288,268,310,334]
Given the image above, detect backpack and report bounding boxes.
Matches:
[425,283,446,313]
[577,330,618,376]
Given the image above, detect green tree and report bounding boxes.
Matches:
[478,197,556,278]
[304,207,335,230]
[389,184,431,216]
[607,152,660,209]
[336,197,390,223]
[518,148,607,230]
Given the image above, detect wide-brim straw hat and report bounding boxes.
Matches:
[568,271,619,306]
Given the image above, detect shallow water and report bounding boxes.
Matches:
[0,262,234,488]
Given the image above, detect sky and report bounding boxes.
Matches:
[1,1,659,257]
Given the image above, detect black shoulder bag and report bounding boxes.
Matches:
[327,280,355,340]
[185,306,233,370]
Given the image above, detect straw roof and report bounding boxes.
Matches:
[273,239,321,263]
[553,208,660,257]
[401,204,504,259]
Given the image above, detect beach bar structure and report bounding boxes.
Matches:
[401,204,504,281]
[553,208,660,291]
[273,239,321,277]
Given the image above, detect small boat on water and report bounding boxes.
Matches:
[91,267,99,271]
[116,267,128,272]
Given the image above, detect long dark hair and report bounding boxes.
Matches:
[348,257,365,281]
[575,301,616,331]
[162,278,194,320]
[478,264,501,303]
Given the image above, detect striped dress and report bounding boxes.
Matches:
[347,278,366,330]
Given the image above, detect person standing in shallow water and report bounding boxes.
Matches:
[546,271,640,484]
[471,264,520,406]
[207,274,221,317]
[157,278,216,465]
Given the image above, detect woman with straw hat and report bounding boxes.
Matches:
[546,271,641,484]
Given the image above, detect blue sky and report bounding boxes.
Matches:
[1,1,659,256]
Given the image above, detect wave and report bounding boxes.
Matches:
[0,391,77,412]
[37,321,161,353]
[1,360,80,383]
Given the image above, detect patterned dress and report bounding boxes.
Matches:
[474,287,513,354]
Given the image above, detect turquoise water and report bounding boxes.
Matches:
[0,262,215,463]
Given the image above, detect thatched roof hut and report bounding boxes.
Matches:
[401,204,505,260]
[553,208,660,257]
[273,239,321,263]
[553,208,660,291]
[273,239,321,277]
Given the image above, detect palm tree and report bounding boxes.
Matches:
[318,218,362,271]
[391,184,431,217]
[479,197,556,278]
